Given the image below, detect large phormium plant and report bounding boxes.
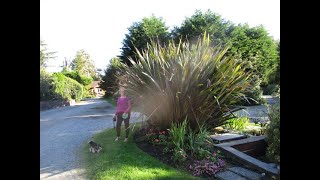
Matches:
[120,34,252,130]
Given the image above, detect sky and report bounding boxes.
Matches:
[40,0,280,73]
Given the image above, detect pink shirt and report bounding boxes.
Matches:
[116,96,131,114]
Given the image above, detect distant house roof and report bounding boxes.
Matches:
[90,81,100,88]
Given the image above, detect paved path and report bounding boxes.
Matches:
[40,98,143,180]
[234,95,280,122]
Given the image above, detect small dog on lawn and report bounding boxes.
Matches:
[88,141,102,153]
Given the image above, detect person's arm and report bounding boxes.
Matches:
[124,98,131,113]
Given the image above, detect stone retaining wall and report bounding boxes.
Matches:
[40,99,75,111]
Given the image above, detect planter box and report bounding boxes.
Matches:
[214,136,279,178]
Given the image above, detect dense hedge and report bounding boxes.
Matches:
[51,73,84,101]
[265,104,280,164]
[62,71,93,86]
[40,69,62,101]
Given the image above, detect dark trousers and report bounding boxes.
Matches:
[116,112,131,138]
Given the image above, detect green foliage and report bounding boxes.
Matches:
[186,125,213,160]
[227,25,278,104]
[172,148,187,163]
[168,119,216,163]
[40,68,62,101]
[171,9,231,46]
[171,10,279,104]
[228,25,278,76]
[242,127,267,136]
[228,25,279,88]
[264,41,280,85]
[264,64,280,86]
[145,129,169,146]
[40,68,53,100]
[61,70,94,98]
[83,85,96,98]
[265,104,280,164]
[237,75,264,105]
[62,70,93,86]
[168,120,188,163]
[262,84,280,95]
[223,117,249,131]
[51,73,84,101]
[100,57,124,97]
[121,34,252,130]
[120,15,170,65]
[40,39,56,68]
[71,49,97,78]
[168,119,188,151]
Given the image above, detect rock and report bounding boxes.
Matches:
[216,170,247,180]
[210,133,246,143]
[228,167,262,180]
[268,163,277,168]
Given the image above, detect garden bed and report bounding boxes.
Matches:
[134,127,241,179]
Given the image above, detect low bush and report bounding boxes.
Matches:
[265,104,280,164]
[223,117,249,131]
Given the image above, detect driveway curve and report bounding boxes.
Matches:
[40,98,141,180]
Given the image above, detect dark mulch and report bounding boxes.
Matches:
[133,128,176,166]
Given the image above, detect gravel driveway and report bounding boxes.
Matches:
[40,98,142,180]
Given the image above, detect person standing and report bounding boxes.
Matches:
[114,86,131,142]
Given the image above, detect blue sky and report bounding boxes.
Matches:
[40,0,280,72]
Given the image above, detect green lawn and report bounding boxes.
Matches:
[81,125,201,180]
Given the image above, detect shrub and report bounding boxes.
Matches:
[62,71,95,98]
[223,117,249,131]
[40,69,54,100]
[242,127,267,136]
[168,119,188,151]
[121,33,252,130]
[265,104,280,164]
[172,148,187,163]
[100,57,124,98]
[145,128,169,146]
[186,125,213,160]
[237,75,264,106]
[262,84,280,95]
[40,69,63,101]
[168,119,215,162]
[51,73,84,101]
[62,70,93,86]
